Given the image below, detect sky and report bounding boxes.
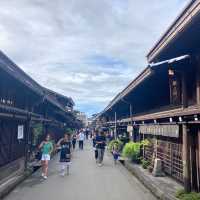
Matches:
[0,0,190,116]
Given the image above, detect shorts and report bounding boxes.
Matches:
[41,154,50,161]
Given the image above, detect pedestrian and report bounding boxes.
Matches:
[78,129,85,150]
[72,133,77,150]
[39,134,54,179]
[57,133,72,176]
[96,131,106,166]
[92,132,98,163]
[85,127,90,140]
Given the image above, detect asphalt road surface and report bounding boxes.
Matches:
[4,141,156,200]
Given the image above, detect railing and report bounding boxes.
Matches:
[144,139,183,182]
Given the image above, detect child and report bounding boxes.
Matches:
[112,144,120,165]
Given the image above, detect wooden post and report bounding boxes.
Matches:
[114,112,117,139]
[196,64,200,105]
[130,104,134,141]
[182,124,191,192]
[182,72,187,108]
[25,115,31,169]
[143,132,145,158]
[197,129,200,191]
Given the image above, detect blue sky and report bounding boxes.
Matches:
[0,0,190,116]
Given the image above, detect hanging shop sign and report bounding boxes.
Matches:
[139,124,179,138]
[17,125,24,139]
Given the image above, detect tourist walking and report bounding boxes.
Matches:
[85,127,90,140]
[57,133,72,176]
[96,131,106,166]
[92,132,98,162]
[78,129,85,150]
[39,134,54,179]
[72,133,77,150]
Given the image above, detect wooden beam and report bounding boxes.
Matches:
[119,105,200,123]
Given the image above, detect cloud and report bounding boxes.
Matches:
[0,0,190,116]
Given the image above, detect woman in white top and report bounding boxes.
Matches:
[78,130,85,150]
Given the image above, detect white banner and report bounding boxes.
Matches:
[18,125,24,139]
[127,125,133,133]
[139,124,179,138]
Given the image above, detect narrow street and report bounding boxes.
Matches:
[4,141,156,200]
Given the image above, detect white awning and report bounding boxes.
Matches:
[149,54,190,68]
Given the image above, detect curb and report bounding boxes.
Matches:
[0,170,32,200]
[124,161,178,200]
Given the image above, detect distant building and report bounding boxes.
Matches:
[76,111,88,127]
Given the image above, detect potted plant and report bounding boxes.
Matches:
[108,139,123,153]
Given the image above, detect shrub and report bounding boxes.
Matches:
[122,142,141,161]
[108,139,123,152]
[176,190,200,200]
[140,139,150,147]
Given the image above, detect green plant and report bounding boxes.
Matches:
[141,159,150,169]
[176,190,200,200]
[64,128,74,135]
[32,123,43,145]
[108,139,123,152]
[140,139,150,146]
[122,142,141,161]
[176,189,186,198]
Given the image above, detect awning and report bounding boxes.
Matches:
[139,124,179,138]
[149,54,190,69]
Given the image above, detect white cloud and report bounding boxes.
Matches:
[0,0,190,116]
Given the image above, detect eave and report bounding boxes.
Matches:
[147,0,200,63]
[120,105,200,123]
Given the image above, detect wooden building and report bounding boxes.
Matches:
[97,0,200,192]
[0,51,74,186]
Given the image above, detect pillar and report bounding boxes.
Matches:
[196,64,200,104]
[182,72,187,108]
[197,129,200,191]
[182,124,191,192]
[25,116,31,169]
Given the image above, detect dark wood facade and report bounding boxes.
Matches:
[97,1,200,192]
[0,51,75,183]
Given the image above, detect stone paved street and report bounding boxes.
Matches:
[4,141,156,200]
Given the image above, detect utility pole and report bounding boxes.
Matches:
[114,112,117,139]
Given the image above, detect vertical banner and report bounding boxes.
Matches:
[18,125,24,139]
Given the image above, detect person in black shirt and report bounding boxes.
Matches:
[57,134,72,176]
[96,131,106,166]
[92,131,98,162]
[72,133,77,150]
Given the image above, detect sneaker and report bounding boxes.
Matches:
[43,176,47,179]
[41,173,44,177]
